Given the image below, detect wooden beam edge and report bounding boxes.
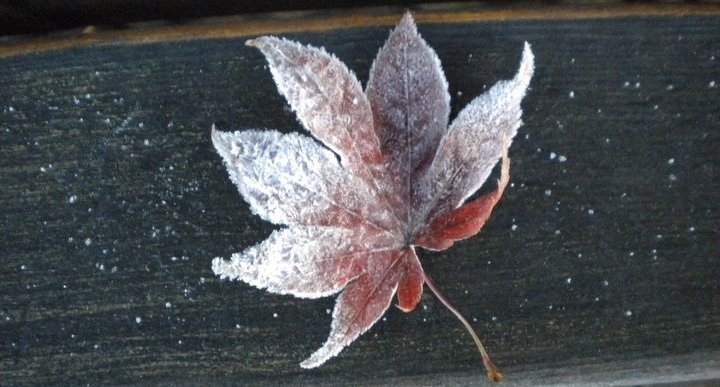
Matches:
[1,3,719,58]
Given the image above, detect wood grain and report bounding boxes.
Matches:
[1,7,719,385]
[2,3,720,58]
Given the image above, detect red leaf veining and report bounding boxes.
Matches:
[211,12,534,380]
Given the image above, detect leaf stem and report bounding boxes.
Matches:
[423,273,504,382]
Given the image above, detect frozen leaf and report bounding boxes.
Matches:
[366,12,451,223]
[245,37,383,178]
[211,11,534,381]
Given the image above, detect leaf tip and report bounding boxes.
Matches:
[517,42,535,85]
[211,257,227,279]
[210,124,222,151]
[396,10,418,34]
[209,125,231,161]
[246,36,277,51]
[395,303,414,313]
[401,10,415,24]
[523,41,532,53]
[299,353,324,369]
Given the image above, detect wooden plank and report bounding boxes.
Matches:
[1,7,719,385]
[2,3,720,58]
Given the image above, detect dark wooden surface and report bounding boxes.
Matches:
[1,7,719,386]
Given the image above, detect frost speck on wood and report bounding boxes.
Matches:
[210,11,534,381]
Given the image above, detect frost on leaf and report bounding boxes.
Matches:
[211,11,534,379]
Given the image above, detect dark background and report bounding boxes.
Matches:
[3,1,718,37]
[2,0,465,36]
[1,3,719,386]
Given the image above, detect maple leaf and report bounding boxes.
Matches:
[211,12,533,381]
